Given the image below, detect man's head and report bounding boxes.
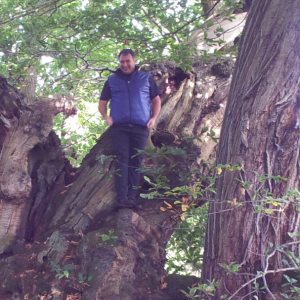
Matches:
[118,49,136,74]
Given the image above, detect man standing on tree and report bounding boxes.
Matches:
[99,49,161,209]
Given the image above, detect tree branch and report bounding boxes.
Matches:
[163,0,222,37]
[227,241,300,300]
[140,6,180,42]
[0,0,76,26]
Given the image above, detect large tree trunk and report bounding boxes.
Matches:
[202,0,300,299]
[202,0,217,15]
[0,57,231,299]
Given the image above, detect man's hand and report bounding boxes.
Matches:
[105,116,113,126]
[147,117,156,129]
[147,95,161,129]
[99,100,113,126]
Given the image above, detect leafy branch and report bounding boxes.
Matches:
[0,0,77,26]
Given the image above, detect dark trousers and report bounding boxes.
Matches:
[110,125,149,199]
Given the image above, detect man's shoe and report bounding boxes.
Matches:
[117,198,133,208]
[128,198,142,210]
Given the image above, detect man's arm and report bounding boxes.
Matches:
[99,100,113,126]
[147,95,161,129]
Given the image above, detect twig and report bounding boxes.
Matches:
[227,267,298,300]
[228,241,300,300]
[0,0,76,26]
[263,249,277,300]
[164,0,222,37]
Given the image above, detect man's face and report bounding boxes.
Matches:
[119,53,136,74]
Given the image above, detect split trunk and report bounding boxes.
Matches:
[0,57,231,299]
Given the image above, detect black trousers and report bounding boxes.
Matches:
[109,125,149,199]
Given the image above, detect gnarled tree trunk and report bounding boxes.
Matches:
[201,0,300,299]
[0,57,232,299]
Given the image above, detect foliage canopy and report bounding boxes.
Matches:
[0,0,243,94]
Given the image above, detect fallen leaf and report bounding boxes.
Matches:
[182,197,188,203]
[181,204,189,212]
[161,283,167,289]
[164,201,173,208]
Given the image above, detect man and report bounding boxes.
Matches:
[99,49,161,209]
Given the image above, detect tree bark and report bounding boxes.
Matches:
[0,58,232,299]
[20,66,37,104]
[202,0,300,299]
[202,0,217,15]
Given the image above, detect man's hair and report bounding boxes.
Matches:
[118,49,136,60]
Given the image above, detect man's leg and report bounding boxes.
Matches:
[127,127,149,199]
[109,126,130,200]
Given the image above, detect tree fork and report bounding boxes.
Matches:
[0,59,232,299]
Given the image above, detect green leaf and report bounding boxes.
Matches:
[206,20,214,27]
[78,272,83,281]
[283,274,291,283]
[140,193,149,198]
[63,270,69,278]
[64,264,74,271]
[174,201,182,204]
[102,235,110,241]
[144,176,151,183]
[180,290,190,297]
[189,287,197,296]
[280,293,289,299]
[98,155,109,164]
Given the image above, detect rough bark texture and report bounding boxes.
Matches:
[202,0,217,15]
[20,66,37,105]
[202,0,300,299]
[0,57,232,299]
